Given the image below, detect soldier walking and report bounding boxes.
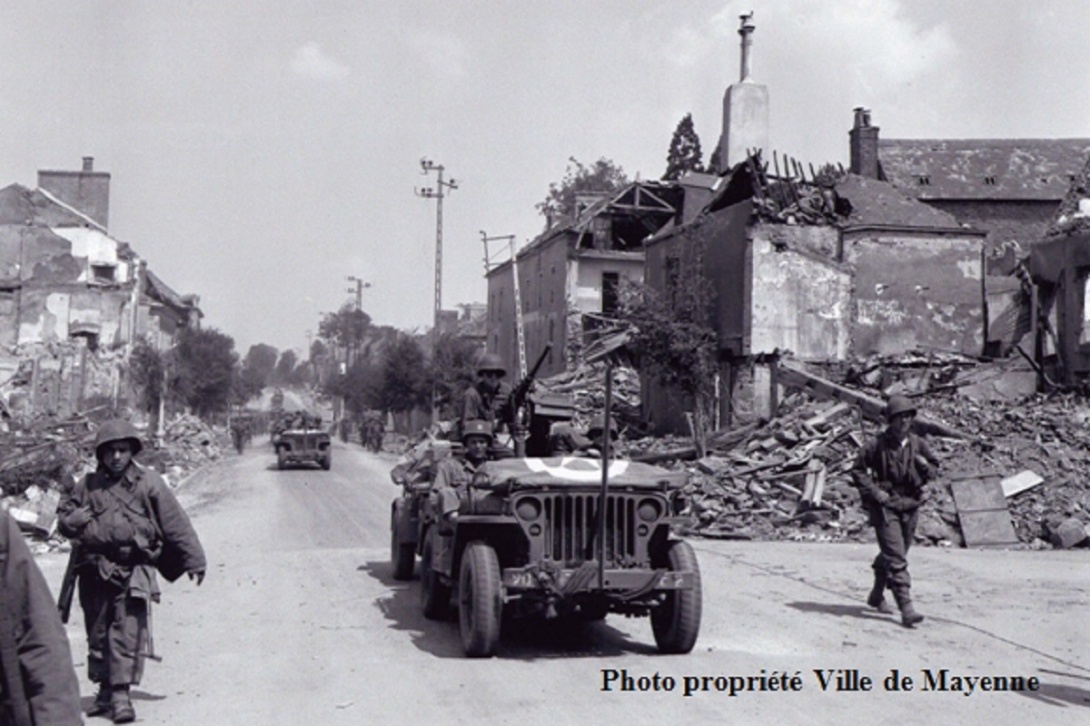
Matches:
[57,420,206,724]
[851,395,939,627]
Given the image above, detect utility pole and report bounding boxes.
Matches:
[345,276,370,368]
[416,158,457,422]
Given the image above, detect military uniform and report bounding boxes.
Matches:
[0,512,82,726]
[851,396,938,626]
[57,420,205,723]
[434,456,486,519]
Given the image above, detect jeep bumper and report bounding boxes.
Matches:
[502,566,695,592]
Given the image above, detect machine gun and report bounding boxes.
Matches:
[505,344,554,456]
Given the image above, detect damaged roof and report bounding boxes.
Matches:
[0,184,106,230]
[835,173,962,228]
[878,138,1090,201]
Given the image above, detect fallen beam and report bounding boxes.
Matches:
[775,360,967,440]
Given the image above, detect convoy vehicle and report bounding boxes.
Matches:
[273,420,332,470]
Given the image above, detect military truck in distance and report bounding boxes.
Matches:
[413,455,701,658]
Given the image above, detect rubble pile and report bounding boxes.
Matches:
[637,358,1090,549]
[0,410,229,545]
[540,362,643,434]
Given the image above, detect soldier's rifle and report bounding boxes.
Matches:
[57,543,81,623]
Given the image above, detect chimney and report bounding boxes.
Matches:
[37,157,111,229]
[849,107,880,179]
[738,11,756,82]
[718,13,769,170]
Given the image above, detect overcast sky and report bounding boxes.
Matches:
[1,0,1087,357]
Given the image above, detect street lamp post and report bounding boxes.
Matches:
[416,158,457,422]
[345,276,371,367]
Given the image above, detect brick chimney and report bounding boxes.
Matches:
[37,157,111,229]
[849,108,880,179]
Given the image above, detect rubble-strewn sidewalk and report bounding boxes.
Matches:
[0,411,228,552]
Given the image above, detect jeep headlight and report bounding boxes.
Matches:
[637,498,663,522]
[515,497,541,521]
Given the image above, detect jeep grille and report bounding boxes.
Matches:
[540,493,641,566]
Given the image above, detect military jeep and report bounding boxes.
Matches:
[417,456,701,658]
[274,425,332,470]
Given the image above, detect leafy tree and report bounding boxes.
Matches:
[318,304,372,354]
[328,360,384,416]
[430,331,481,419]
[232,364,266,405]
[378,336,430,414]
[126,337,165,418]
[536,157,629,221]
[273,349,298,385]
[174,327,239,418]
[241,344,278,388]
[618,223,717,451]
[663,113,704,181]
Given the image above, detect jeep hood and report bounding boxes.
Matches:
[477,457,687,491]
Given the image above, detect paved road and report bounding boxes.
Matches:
[35,439,1090,724]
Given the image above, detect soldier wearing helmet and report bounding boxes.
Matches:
[57,419,206,724]
[434,420,494,528]
[550,414,622,458]
[851,395,939,628]
[459,352,515,441]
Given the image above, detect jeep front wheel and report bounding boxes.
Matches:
[650,540,702,654]
[420,535,450,620]
[458,541,502,658]
[276,448,286,470]
[320,452,332,470]
[390,505,415,581]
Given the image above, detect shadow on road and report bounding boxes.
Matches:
[358,559,659,661]
[785,600,890,622]
[1016,668,1090,708]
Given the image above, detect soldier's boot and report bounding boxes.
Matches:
[110,685,135,724]
[894,591,924,627]
[86,683,112,716]
[866,568,894,614]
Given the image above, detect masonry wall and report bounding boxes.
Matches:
[844,230,984,356]
[750,224,849,359]
[928,199,1059,272]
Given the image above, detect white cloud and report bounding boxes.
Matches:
[290,42,350,82]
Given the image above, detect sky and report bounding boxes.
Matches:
[1,0,1088,358]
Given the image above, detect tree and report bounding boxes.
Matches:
[430,332,481,419]
[378,336,430,414]
[174,327,239,419]
[536,157,629,221]
[318,304,372,355]
[618,224,718,451]
[273,350,298,385]
[126,337,165,418]
[241,344,278,388]
[663,113,704,181]
[707,146,723,176]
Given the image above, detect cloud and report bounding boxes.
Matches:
[290,42,350,82]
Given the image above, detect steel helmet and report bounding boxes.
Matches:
[586,414,618,438]
[884,395,917,420]
[461,419,494,443]
[476,353,506,377]
[94,419,144,458]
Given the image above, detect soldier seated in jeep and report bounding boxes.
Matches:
[435,419,493,532]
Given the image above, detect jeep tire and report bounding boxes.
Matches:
[458,541,502,658]
[390,505,415,581]
[276,448,286,470]
[420,535,450,620]
[320,452,332,470]
[650,539,702,654]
